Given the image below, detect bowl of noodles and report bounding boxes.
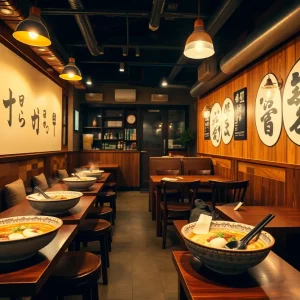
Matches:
[63,176,97,191]
[27,191,83,215]
[181,220,275,275]
[0,215,62,263]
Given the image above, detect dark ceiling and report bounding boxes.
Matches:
[36,0,284,88]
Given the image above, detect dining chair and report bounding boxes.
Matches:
[160,179,201,249]
[210,180,249,210]
[188,169,212,201]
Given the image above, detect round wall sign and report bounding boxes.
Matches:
[283,59,300,145]
[221,98,234,144]
[126,114,136,124]
[255,73,282,146]
[210,103,222,147]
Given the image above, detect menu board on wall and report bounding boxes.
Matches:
[0,44,62,155]
[283,59,300,146]
[204,116,210,140]
[210,103,222,147]
[234,87,247,140]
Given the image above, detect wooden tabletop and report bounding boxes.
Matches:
[97,172,110,183]
[0,196,96,225]
[0,225,78,297]
[48,182,104,196]
[173,251,300,300]
[216,206,300,232]
[150,175,230,185]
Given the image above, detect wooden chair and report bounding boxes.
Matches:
[188,169,212,201]
[160,179,201,249]
[39,252,101,300]
[210,180,249,210]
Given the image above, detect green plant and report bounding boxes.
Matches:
[179,129,195,148]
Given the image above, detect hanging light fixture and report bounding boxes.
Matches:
[135,47,140,57]
[161,78,168,87]
[119,63,125,72]
[59,57,82,81]
[86,76,92,85]
[183,0,214,59]
[203,105,212,118]
[13,6,51,47]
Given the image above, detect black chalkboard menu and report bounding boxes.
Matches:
[234,87,247,140]
[204,116,210,140]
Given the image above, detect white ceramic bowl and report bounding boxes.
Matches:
[27,191,83,215]
[0,215,62,263]
[63,176,97,191]
[80,170,104,179]
[181,221,275,275]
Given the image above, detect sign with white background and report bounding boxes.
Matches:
[255,73,282,146]
[210,103,222,147]
[0,43,62,155]
[283,59,300,146]
[221,98,234,144]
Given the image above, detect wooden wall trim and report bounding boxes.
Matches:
[199,152,300,170]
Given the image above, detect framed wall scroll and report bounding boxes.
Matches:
[221,98,234,144]
[210,103,222,147]
[234,87,247,140]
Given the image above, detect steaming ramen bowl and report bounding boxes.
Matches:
[80,170,104,179]
[181,220,275,275]
[27,191,83,215]
[63,176,97,191]
[0,215,62,263]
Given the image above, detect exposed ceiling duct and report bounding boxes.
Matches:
[167,0,243,84]
[149,0,166,31]
[191,0,300,98]
[68,0,101,56]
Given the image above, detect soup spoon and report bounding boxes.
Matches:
[34,186,51,199]
[72,173,82,180]
[225,214,275,250]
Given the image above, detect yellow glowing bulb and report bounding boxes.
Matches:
[68,73,75,78]
[195,41,203,52]
[266,90,271,99]
[28,31,38,40]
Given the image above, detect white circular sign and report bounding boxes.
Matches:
[221,98,234,144]
[210,103,222,147]
[283,59,300,145]
[255,73,282,146]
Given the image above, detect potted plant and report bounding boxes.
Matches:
[179,129,195,156]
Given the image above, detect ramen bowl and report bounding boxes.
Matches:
[27,191,83,215]
[80,170,104,179]
[63,176,97,191]
[0,215,62,263]
[181,221,275,275]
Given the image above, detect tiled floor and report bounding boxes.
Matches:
[75,191,181,300]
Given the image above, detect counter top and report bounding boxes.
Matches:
[81,150,140,153]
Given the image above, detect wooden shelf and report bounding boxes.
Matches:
[103,116,123,119]
[84,126,101,129]
[125,140,137,142]
[103,127,123,129]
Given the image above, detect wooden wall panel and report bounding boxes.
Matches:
[197,34,300,208]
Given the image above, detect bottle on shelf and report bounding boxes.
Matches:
[98,132,102,139]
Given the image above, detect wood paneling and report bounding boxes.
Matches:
[198,34,300,208]
[80,151,140,187]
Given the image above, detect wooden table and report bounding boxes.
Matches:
[97,172,110,183]
[174,220,188,249]
[216,205,300,234]
[0,196,96,225]
[150,175,230,237]
[173,251,300,300]
[0,225,78,297]
[82,164,119,183]
[48,182,104,196]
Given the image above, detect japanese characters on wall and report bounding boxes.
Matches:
[0,44,62,155]
[283,59,300,146]
[221,98,234,144]
[204,115,210,140]
[234,87,247,140]
[255,74,282,146]
[210,103,222,147]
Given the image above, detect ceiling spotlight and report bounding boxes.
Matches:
[86,76,92,85]
[135,47,140,57]
[203,105,212,118]
[59,57,82,81]
[161,79,168,87]
[0,8,13,15]
[99,46,104,55]
[119,63,125,72]
[37,47,47,52]
[13,6,51,47]
[183,0,214,59]
[122,47,127,57]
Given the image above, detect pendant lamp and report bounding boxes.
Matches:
[183,0,214,59]
[59,58,82,81]
[13,7,51,47]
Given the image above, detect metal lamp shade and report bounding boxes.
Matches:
[59,58,82,81]
[184,19,214,59]
[262,77,276,89]
[13,7,51,47]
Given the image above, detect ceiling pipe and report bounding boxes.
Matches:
[149,0,166,31]
[80,61,198,67]
[68,0,101,56]
[66,44,183,50]
[191,0,300,97]
[167,0,243,83]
